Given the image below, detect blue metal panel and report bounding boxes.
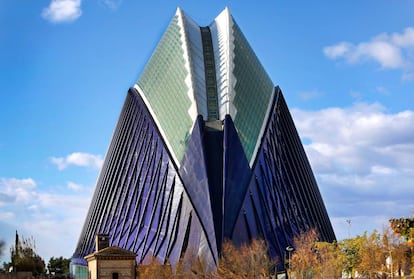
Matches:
[203,121,224,250]
[73,87,335,275]
[72,88,218,271]
[231,88,336,271]
[222,115,252,238]
[179,115,218,262]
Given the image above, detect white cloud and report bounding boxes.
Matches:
[42,0,82,23]
[0,176,94,261]
[67,181,84,192]
[392,27,414,47]
[23,191,93,260]
[0,178,37,205]
[323,42,351,59]
[324,27,414,71]
[354,41,404,68]
[50,152,103,170]
[371,165,394,175]
[50,157,65,170]
[292,103,414,239]
[99,0,122,10]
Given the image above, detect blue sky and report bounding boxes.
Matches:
[1,0,414,263]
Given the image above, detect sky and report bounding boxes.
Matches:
[1,0,414,264]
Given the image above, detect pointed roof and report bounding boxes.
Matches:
[135,7,274,165]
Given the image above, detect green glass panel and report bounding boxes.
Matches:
[232,19,274,162]
[137,15,193,163]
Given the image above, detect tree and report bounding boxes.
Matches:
[175,256,212,279]
[289,229,320,279]
[0,239,6,272]
[382,228,410,278]
[7,231,45,276]
[355,231,387,279]
[137,256,172,279]
[340,236,363,278]
[315,241,345,279]
[337,226,413,278]
[48,256,71,276]
[217,238,273,278]
[389,216,414,275]
[105,223,414,279]
[389,216,414,244]
[0,239,4,258]
[288,229,345,279]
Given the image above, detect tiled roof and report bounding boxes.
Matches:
[85,246,137,261]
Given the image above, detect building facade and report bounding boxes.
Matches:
[71,7,336,277]
[85,246,137,279]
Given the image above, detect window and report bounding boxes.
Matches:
[112,272,119,279]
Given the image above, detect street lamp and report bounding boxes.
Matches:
[285,246,294,279]
[346,219,351,239]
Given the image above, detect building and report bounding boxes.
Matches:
[84,235,137,279]
[71,7,336,277]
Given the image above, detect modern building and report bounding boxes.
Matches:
[71,7,336,277]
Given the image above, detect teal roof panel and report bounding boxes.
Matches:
[231,19,274,163]
[137,14,193,163]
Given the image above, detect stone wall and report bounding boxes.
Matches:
[88,259,135,279]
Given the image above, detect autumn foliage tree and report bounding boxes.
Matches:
[390,216,414,245]
[355,231,387,278]
[135,220,414,279]
[136,239,274,278]
[289,229,343,279]
[289,225,413,279]
[382,228,410,277]
[315,241,345,278]
[390,216,414,275]
[289,229,320,279]
[217,239,273,278]
[137,256,172,279]
[341,235,364,278]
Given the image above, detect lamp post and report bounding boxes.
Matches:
[285,246,294,279]
[346,219,351,239]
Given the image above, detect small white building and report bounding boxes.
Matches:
[84,235,137,279]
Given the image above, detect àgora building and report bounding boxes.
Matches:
[71,7,336,277]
